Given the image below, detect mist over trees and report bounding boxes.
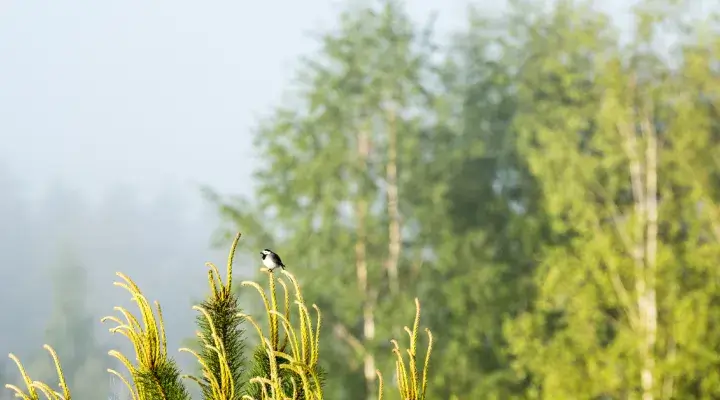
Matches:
[0,165,234,398]
[3,0,720,399]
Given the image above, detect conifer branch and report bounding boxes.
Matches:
[378,298,434,400]
[4,345,71,400]
[242,269,325,399]
[101,273,190,400]
[182,232,247,400]
[2,233,437,400]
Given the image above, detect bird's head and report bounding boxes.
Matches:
[261,249,272,256]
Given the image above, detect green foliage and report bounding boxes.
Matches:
[205,1,439,397]
[133,362,189,400]
[498,1,720,398]
[377,298,433,400]
[3,234,436,400]
[6,0,720,398]
[208,0,720,398]
[240,269,325,400]
[101,272,191,400]
[180,233,247,400]
[5,345,70,400]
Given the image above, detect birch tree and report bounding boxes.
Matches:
[208,1,436,398]
[504,1,720,398]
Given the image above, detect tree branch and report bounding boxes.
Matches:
[385,101,401,296]
[333,323,366,359]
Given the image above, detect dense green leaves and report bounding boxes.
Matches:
[2,0,719,399]
[208,0,720,398]
[194,294,247,399]
[210,1,438,398]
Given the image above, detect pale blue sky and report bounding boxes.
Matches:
[0,0,630,207]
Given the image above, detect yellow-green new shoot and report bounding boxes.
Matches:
[377,298,434,400]
[101,272,190,400]
[5,345,71,400]
[241,269,324,399]
[181,232,247,400]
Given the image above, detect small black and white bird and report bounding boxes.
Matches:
[260,248,286,271]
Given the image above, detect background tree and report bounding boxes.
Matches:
[208,0,720,398]
[502,1,720,399]
[29,245,111,399]
[2,0,719,398]
[209,1,438,398]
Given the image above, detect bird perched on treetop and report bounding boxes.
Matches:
[260,248,286,271]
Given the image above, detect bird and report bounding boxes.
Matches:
[260,248,286,271]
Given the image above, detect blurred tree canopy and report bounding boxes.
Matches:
[27,246,111,399]
[208,0,720,398]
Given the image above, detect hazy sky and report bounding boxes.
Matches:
[0,0,631,207]
[0,0,465,205]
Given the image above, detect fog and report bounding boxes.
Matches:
[0,0,634,397]
[0,163,238,376]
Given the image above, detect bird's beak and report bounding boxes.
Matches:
[259,252,263,256]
